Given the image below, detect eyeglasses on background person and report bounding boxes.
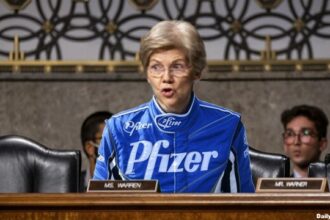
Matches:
[282,128,319,144]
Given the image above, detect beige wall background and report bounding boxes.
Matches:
[1,72,329,170]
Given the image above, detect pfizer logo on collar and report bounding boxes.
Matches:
[155,115,182,132]
[123,121,152,136]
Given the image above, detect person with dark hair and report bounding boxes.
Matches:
[81,111,112,189]
[281,105,328,178]
[93,20,255,193]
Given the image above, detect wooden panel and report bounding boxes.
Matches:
[0,193,329,220]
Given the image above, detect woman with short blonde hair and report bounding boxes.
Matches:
[94,20,255,193]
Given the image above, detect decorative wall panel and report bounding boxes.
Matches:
[1,0,330,61]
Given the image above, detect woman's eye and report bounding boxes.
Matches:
[151,64,161,70]
[172,63,184,70]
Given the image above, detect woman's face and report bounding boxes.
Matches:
[146,48,200,114]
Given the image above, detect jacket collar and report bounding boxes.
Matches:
[149,94,199,133]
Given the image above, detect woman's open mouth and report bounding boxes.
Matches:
[161,88,174,97]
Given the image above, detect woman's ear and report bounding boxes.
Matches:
[193,66,205,80]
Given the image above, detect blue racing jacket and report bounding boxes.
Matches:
[93,95,255,193]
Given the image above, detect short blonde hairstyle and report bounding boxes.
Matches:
[139,20,207,76]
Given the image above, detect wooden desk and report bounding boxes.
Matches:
[0,193,329,220]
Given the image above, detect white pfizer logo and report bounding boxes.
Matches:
[125,140,219,179]
[156,116,182,130]
[123,121,135,134]
[123,121,152,136]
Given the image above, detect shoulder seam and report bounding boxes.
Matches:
[113,106,149,118]
[199,104,240,118]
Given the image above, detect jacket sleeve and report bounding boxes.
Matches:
[93,120,113,180]
[232,120,255,192]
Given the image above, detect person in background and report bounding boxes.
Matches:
[93,20,255,193]
[81,111,112,190]
[281,105,328,178]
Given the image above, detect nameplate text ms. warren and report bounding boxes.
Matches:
[87,180,159,193]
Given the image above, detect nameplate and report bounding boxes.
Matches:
[87,180,159,193]
[256,178,328,193]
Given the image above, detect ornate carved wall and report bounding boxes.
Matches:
[1,0,330,60]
